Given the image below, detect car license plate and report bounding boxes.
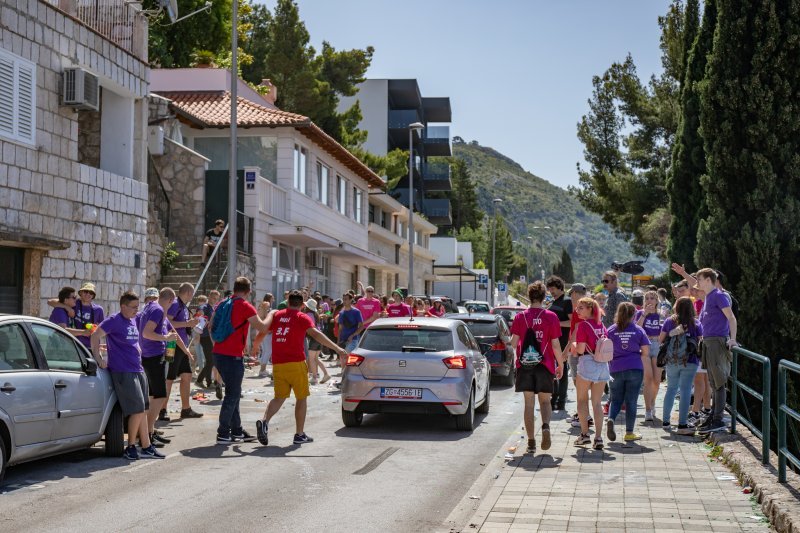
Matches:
[380,387,423,399]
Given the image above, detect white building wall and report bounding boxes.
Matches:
[338,79,389,157]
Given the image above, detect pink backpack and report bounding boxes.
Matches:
[587,323,614,363]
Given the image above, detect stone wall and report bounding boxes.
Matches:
[77,108,101,168]
[0,0,151,315]
[145,203,166,288]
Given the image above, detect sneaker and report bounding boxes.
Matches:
[148,438,165,448]
[541,428,551,451]
[293,433,314,444]
[662,421,671,428]
[152,432,171,445]
[140,444,166,459]
[588,417,594,427]
[644,409,654,422]
[698,419,726,434]
[216,434,238,445]
[676,424,696,436]
[256,420,269,446]
[123,445,139,460]
[593,438,604,450]
[158,409,170,422]
[570,416,582,428]
[602,403,609,416]
[333,381,342,389]
[258,372,268,378]
[574,433,591,446]
[623,432,642,442]
[687,411,700,423]
[320,375,331,384]
[232,429,256,443]
[526,439,536,453]
[215,382,223,400]
[153,428,165,436]
[607,419,616,441]
[180,408,203,419]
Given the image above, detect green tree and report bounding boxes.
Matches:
[456,224,488,267]
[147,0,233,68]
[666,0,713,275]
[695,0,800,359]
[449,158,483,232]
[551,248,575,283]
[492,215,514,282]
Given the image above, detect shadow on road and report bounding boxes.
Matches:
[1,447,122,493]
[181,443,334,459]
[333,412,490,441]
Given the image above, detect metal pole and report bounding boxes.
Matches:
[227,0,238,291]
[491,203,497,305]
[408,128,414,296]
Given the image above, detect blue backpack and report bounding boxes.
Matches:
[210,297,247,343]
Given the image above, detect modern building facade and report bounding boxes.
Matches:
[340,79,453,228]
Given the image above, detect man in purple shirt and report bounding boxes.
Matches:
[49,286,89,339]
[46,282,105,348]
[91,290,163,460]
[165,283,201,420]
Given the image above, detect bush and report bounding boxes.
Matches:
[160,242,180,276]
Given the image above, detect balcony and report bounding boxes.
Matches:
[388,109,423,149]
[391,188,422,213]
[45,0,148,62]
[422,162,451,192]
[422,97,452,123]
[423,198,452,226]
[423,126,452,157]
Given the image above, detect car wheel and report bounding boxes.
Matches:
[455,389,475,431]
[342,408,363,428]
[503,366,516,387]
[104,405,125,457]
[0,434,6,485]
[476,383,490,414]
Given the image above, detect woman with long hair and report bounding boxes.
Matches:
[606,302,651,442]
[660,296,703,434]
[636,290,663,422]
[573,297,609,449]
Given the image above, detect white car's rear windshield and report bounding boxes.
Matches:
[361,328,454,352]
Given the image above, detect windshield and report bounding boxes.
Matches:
[465,303,490,313]
[360,328,454,352]
[463,321,499,338]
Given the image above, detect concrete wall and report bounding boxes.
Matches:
[339,79,389,157]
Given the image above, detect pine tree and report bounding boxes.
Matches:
[666,0,711,274]
[449,159,483,232]
[551,248,575,283]
[696,1,800,356]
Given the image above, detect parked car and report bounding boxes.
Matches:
[0,315,125,484]
[491,305,525,326]
[445,313,515,386]
[462,300,491,313]
[340,317,490,431]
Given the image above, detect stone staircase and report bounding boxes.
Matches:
[160,253,227,296]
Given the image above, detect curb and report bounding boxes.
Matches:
[708,424,800,533]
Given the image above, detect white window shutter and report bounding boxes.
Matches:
[0,49,36,145]
[16,61,34,143]
[0,55,14,138]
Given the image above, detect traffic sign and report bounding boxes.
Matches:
[479,274,488,284]
[497,282,507,293]
[519,275,526,283]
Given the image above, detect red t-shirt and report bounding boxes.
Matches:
[576,319,607,355]
[212,298,257,357]
[569,311,581,338]
[271,308,316,364]
[510,307,561,373]
[387,303,412,317]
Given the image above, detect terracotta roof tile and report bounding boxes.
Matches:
[157,91,310,128]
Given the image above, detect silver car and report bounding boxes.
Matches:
[0,315,125,483]
[341,317,490,431]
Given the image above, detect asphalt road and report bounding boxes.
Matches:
[0,366,526,533]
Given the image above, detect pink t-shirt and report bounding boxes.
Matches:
[576,320,607,355]
[510,307,561,373]
[386,303,412,317]
[355,297,383,325]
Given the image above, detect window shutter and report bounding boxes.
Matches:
[0,55,14,138]
[0,49,36,145]
[16,61,34,143]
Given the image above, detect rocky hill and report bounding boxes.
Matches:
[453,139,664,282]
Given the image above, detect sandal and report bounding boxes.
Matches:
[574,433,591,446]
[593,438,604,450]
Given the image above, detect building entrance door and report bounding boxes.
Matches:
[0,247,24,314]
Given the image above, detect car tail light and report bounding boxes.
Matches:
[395,324,419,329]
[491,341,506,351]
[346,354,364,366]
[443,355,467,369]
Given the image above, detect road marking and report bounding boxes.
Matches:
[352,447,400,475]
[122,452,181,473]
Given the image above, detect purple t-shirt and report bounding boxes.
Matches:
[661,317,704,365]
[74,301,105,347]
[699,288,731,338]
[634,310,662,337]
[138,301,167,358]
[168,299,190,345]
[606,322,651,373]
[49,307,73,328]
[99,312,142,373]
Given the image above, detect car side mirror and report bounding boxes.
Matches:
[84,357,98,376]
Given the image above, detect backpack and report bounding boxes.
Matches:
[658,326,698,367]
[587,322,613,363]
[210,297,248,343]
[519,310,544,367]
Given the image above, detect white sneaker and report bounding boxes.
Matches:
[644,410,654,422]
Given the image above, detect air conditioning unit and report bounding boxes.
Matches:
[307,251,323,270]
[62,68,99,111]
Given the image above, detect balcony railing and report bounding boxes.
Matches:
[46,0,148,62]
[422,161,451,191]
[236,210,254,256]
[425,125,450,140]
[259,177,288,221]
[388,109,422,129]
[423,198,452,224]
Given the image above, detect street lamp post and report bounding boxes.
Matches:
[530,226,551,280]
[491,198,502,304]
[227,0,238,291]
[407,122,424,295]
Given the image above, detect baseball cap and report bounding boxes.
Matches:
[567,283,587,296]
[144,287,159,299]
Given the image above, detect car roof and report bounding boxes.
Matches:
[0,314,60,326]
[444,313,498,322]
[369,317,461,329]
[463,300,490,305]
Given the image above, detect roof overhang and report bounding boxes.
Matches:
[432,264,479,282]
[269,225,340,248]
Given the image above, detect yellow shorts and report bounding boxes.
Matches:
[273,361,310,400]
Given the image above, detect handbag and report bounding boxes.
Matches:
[587,323,613,363]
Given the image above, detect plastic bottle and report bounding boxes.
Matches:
[165,338,176,362]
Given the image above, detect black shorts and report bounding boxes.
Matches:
[142,355,167,399]
[111,371,149,415]
[167,350,192,380]
[307,338,322,351]
[515,365,556,394]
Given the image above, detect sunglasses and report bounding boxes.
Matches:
[601,279,612,284]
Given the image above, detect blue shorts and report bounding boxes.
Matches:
[577,355,610,383]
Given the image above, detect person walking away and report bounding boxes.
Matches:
[573,297,609,449]
[91,291,164,459]
[254,290,347,446]
[209,277,270,444]
[565,283,590,428]
[660,296,703,434]
[606,302,651,442]
[165,283,201,420]
[197,290,220,390]
[657,288,672,319]
[545,276,572,411]
[201,219,225,265]
[508,282,564,455]
[635,290,663,422]
[304,298,330,384]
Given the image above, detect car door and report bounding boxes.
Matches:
[0,323,57,449]
[28,323,105,441]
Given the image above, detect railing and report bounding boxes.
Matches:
[237,210,254,256]
[47,0,148,62]
[258,177,288,220]
[729,347,771,464]
[147,155,170,237]
[778,360,800,482]
[194,222,229,296]
[424,125,450,140]
[423,198,452,219]
[388,109,422,129]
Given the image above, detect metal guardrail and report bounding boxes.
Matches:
[729,346,771,464]
[194,223,229,295]
[778,359,800,482]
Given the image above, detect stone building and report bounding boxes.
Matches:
[0,0,151,314]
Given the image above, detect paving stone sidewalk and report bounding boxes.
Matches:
[473,388,771,532]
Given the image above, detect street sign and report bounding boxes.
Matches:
[479,274,488,284]
[497,282,507,293]
[519,275,526,283]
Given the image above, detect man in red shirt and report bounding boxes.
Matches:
[355,282,383,329]
[254,290,346,446]
[386,289,412,317]
[211,277,271,444]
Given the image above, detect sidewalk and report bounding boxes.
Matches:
[469,387,771,532]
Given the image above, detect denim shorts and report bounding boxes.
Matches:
[577,355,610,383]
[648,338,660,358]
[569,355,579,379]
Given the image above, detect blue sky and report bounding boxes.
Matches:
[258,1,671,189]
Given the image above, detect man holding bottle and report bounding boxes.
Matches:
[165,283,201,420]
